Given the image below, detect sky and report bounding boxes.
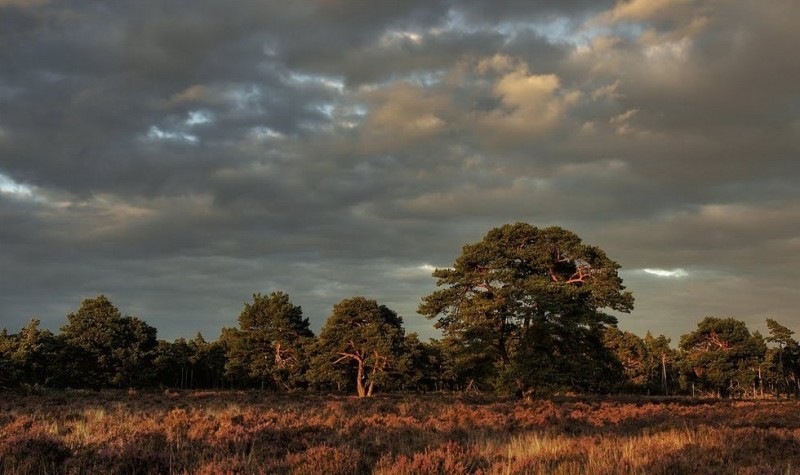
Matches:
[0,0,798,343]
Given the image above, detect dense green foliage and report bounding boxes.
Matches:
[1,223,798,399]
[223,292,314,390]
[419,223,633,396]
[309,297,407,397]
[677,317,766,397]
[60,296,159,388]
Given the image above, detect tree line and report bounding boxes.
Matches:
[1,223,798,399]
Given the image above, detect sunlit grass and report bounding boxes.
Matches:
[1,391,799,474]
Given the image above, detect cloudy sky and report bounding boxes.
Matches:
[1,0,798,342]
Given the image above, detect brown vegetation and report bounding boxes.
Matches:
[1,391,799,474]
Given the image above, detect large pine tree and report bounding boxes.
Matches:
[419,223,633,396]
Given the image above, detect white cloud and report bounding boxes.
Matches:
[0,172,35,199]
[643,268,689,278]
[249,126,284,140]
[387,264,438,280]
[288,73,345,93]
[379,30,424,47]
[186,110,213,126]
[146,126,198,143]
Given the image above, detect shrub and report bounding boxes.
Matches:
[0,432,71,474]
[284,445,361,475]
[375,441,489,475]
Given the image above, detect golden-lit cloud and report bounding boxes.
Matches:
[358,82,451,153]
[473,58,581,145]
[609,109,640,135]
[598,0,698,23]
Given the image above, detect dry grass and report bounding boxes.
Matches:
[1,391,799,474]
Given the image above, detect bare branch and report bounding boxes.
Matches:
[554,248,571,263]
[706,331,732,351]
[334,352,361,365]
[566,265,592,284]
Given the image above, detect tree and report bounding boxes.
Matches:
[765,318,800,397]
[162,337,193,388]
[398,334,454,392]
[153,339,182,388]
[0,328,18,388]
[419,223,633,396]
[767,319,795,348]
[187,333,207,389]
[643,332,677,395]
[153,335,207,389]
[310,297,405,397]
[603,327,648,391]
[200,337,228,389]
[678,317,766,398]
[61,295,158,387]
[430,332,496,393]
[218,327,248,387]
[10,319,70,387]
[224,292,314,389]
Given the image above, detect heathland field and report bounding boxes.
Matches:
[2,392,800,474]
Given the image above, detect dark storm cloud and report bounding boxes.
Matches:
[452,0,618,26]
[0,0,798,342]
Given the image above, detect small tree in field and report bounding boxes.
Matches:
[310,297,405,397]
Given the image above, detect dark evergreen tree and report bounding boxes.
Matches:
[12,319,70,387]
[0,328,17,388]
[153,334,229,389]
[765,319,800,397]
[60,295,158,387]
[643,332,678,395]
[224,292,313,389]
[678,317,766,397]
[398,334,453,392]
[310,297,405,397]
[604,327,648,391]
[419,223,633,396]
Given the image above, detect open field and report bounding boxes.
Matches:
[1,391,799,474]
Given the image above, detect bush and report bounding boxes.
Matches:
[0,432,71,474]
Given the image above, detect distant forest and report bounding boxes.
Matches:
[2,223,797,399]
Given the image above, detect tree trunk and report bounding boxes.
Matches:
[367,379,375,397]
[661,353,668,395]
[356,360,366,398]
[497,316,510,366]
